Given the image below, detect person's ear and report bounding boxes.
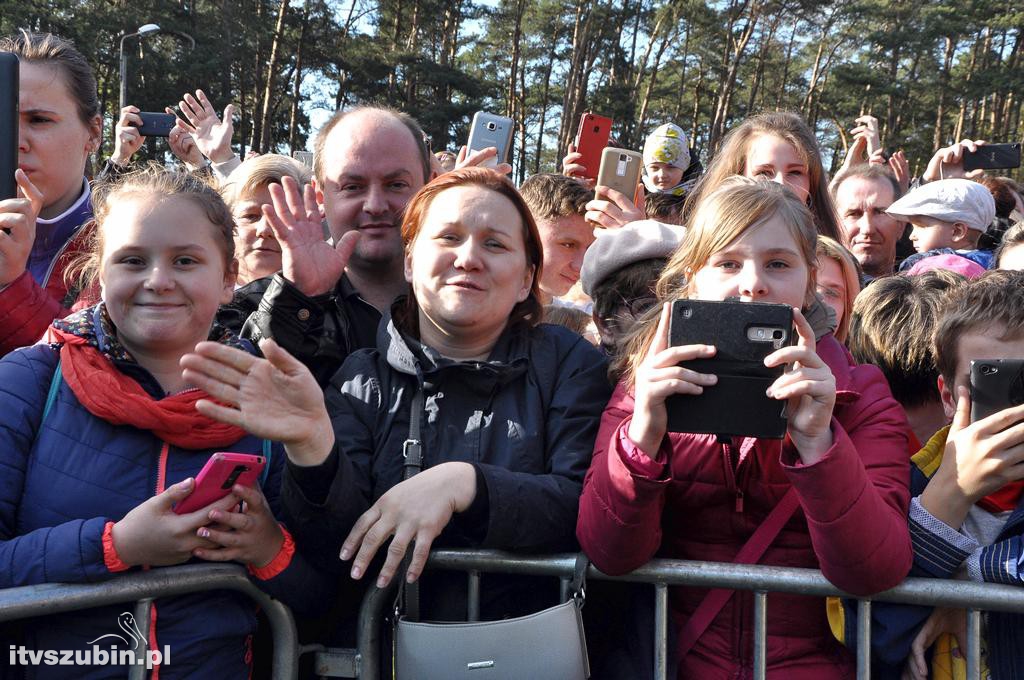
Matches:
[312,178,325,209]
[938,374,957,421]
[517,264,536,303]
[404,248,414,284]
[221,259,239,303]
[951,221,969,242]
[87,114,103,154]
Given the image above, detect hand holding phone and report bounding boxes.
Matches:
[627,303,718,457]
[596,147,642,199]
[191,481,285,568]
[466,112,513,169]
[173,452,265,515]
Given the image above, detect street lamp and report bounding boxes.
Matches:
[119,24,161,110]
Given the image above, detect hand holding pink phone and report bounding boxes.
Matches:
[173,452,265,515]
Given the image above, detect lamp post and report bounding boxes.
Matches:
[118,23,161,110]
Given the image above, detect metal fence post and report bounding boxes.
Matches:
[654,583,668,680]
[856,599,872,680]
[752,591,767,680]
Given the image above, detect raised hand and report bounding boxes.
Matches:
[165,109,204,167]
[764,308,836,464]
[923,139,987,183]
[850,115,881,156]
[340,462,477,587]
[180,338,336,467]
[111,105,145,166]
[0,170,44,286]
[178,89,236,164]
[585,185,645,229]
[263,175,359,296]
[920,386,1024,530]
[111,478,241,567]
[627,302,717,458]
[192,482,285,568]
[454,145,513,176]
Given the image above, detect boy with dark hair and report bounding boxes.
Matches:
[839,270,1024,679]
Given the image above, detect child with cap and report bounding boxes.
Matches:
[889,178,997,271]
[642,123,701,196]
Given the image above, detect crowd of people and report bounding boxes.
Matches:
[3,27,1024,680]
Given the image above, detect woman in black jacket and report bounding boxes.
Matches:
[182,167,611,619]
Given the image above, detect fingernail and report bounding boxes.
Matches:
[376,576,388,588]
[407,573,416,584]
[766,388,774,397]
[209,510,220,521]
[351,566,361,579]
[952,648,962,659]
[340,548,350,560]
[198,528,210,538]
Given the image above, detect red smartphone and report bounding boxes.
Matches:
[173,452,266,515]
[573,112,613,181]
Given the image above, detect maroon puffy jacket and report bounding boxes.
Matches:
[577,334,912,680]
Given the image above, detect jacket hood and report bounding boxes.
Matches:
[378,302,529,396]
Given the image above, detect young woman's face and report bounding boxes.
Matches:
[815,256,847,330]
[744,134,811,203]
[18,62,101,218]
[645,162,684,191]
[100,194,235,361]
[405,185,534,342]
[691,213,811,309]
[231,184,282,284]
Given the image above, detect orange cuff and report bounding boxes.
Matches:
[102,521,131,573]
[247,525,295,580]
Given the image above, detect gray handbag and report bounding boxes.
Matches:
[392,387,591,680]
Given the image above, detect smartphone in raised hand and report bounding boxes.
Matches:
[666,299,794,439]
[596,147,642,198]
[131,112,177,138]
[970,359,1024,424]
[466,112,514,168]
[962,143,1022,172]
[573,112,612,181]
[0,52,18,203]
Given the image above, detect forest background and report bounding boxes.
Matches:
[4,0,1022,182]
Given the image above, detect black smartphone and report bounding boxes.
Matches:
[666,299,794,439]
[0,52,18,202]
[132,112,176,138]
[970,359,1024,424]
[962,143,1022,172]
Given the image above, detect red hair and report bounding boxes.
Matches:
[398,167,544,334]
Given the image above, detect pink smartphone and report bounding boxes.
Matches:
[173,452,266,515]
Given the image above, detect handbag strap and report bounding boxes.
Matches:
[676,486,800,659]
[399,387,426,621]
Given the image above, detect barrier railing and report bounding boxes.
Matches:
[314,549,1024,680]
[0,563,299,680]
[4,554,1023,680]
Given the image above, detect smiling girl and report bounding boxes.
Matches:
[577,177,912,679]
[0,167,327,678]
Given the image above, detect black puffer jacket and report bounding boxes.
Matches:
[282,315,611,620]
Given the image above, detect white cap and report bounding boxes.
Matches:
[885,178,996,233]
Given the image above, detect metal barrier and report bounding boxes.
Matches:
[0,563,299,680]
[314,549,1024,680]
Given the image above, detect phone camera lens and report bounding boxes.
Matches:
[619,154,627,162]
[982,364,997,375]
[593,126,600,133]
[772,330,784,340]
[486,122,496,131]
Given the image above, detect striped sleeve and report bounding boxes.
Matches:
[908,496,978,577]
[968,537,1024,585]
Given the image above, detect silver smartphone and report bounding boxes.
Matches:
[467,112,513,168]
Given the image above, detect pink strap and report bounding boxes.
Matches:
[676,487,801,659]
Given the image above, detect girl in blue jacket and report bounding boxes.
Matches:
[0,166,326,679]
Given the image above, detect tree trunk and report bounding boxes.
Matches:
[933,35,957,149]
[636,12,677,136]
[288,0,312,153]
[775,20,797,109]
[534,40,557,174]
[248,0,266,152]
[673,20,691,121]
[710,1,760,152]
[258,0,290,153]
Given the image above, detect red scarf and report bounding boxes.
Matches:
[978,483,1024,514]
[49,327,247,450]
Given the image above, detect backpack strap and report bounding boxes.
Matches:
[42,359,63,424]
